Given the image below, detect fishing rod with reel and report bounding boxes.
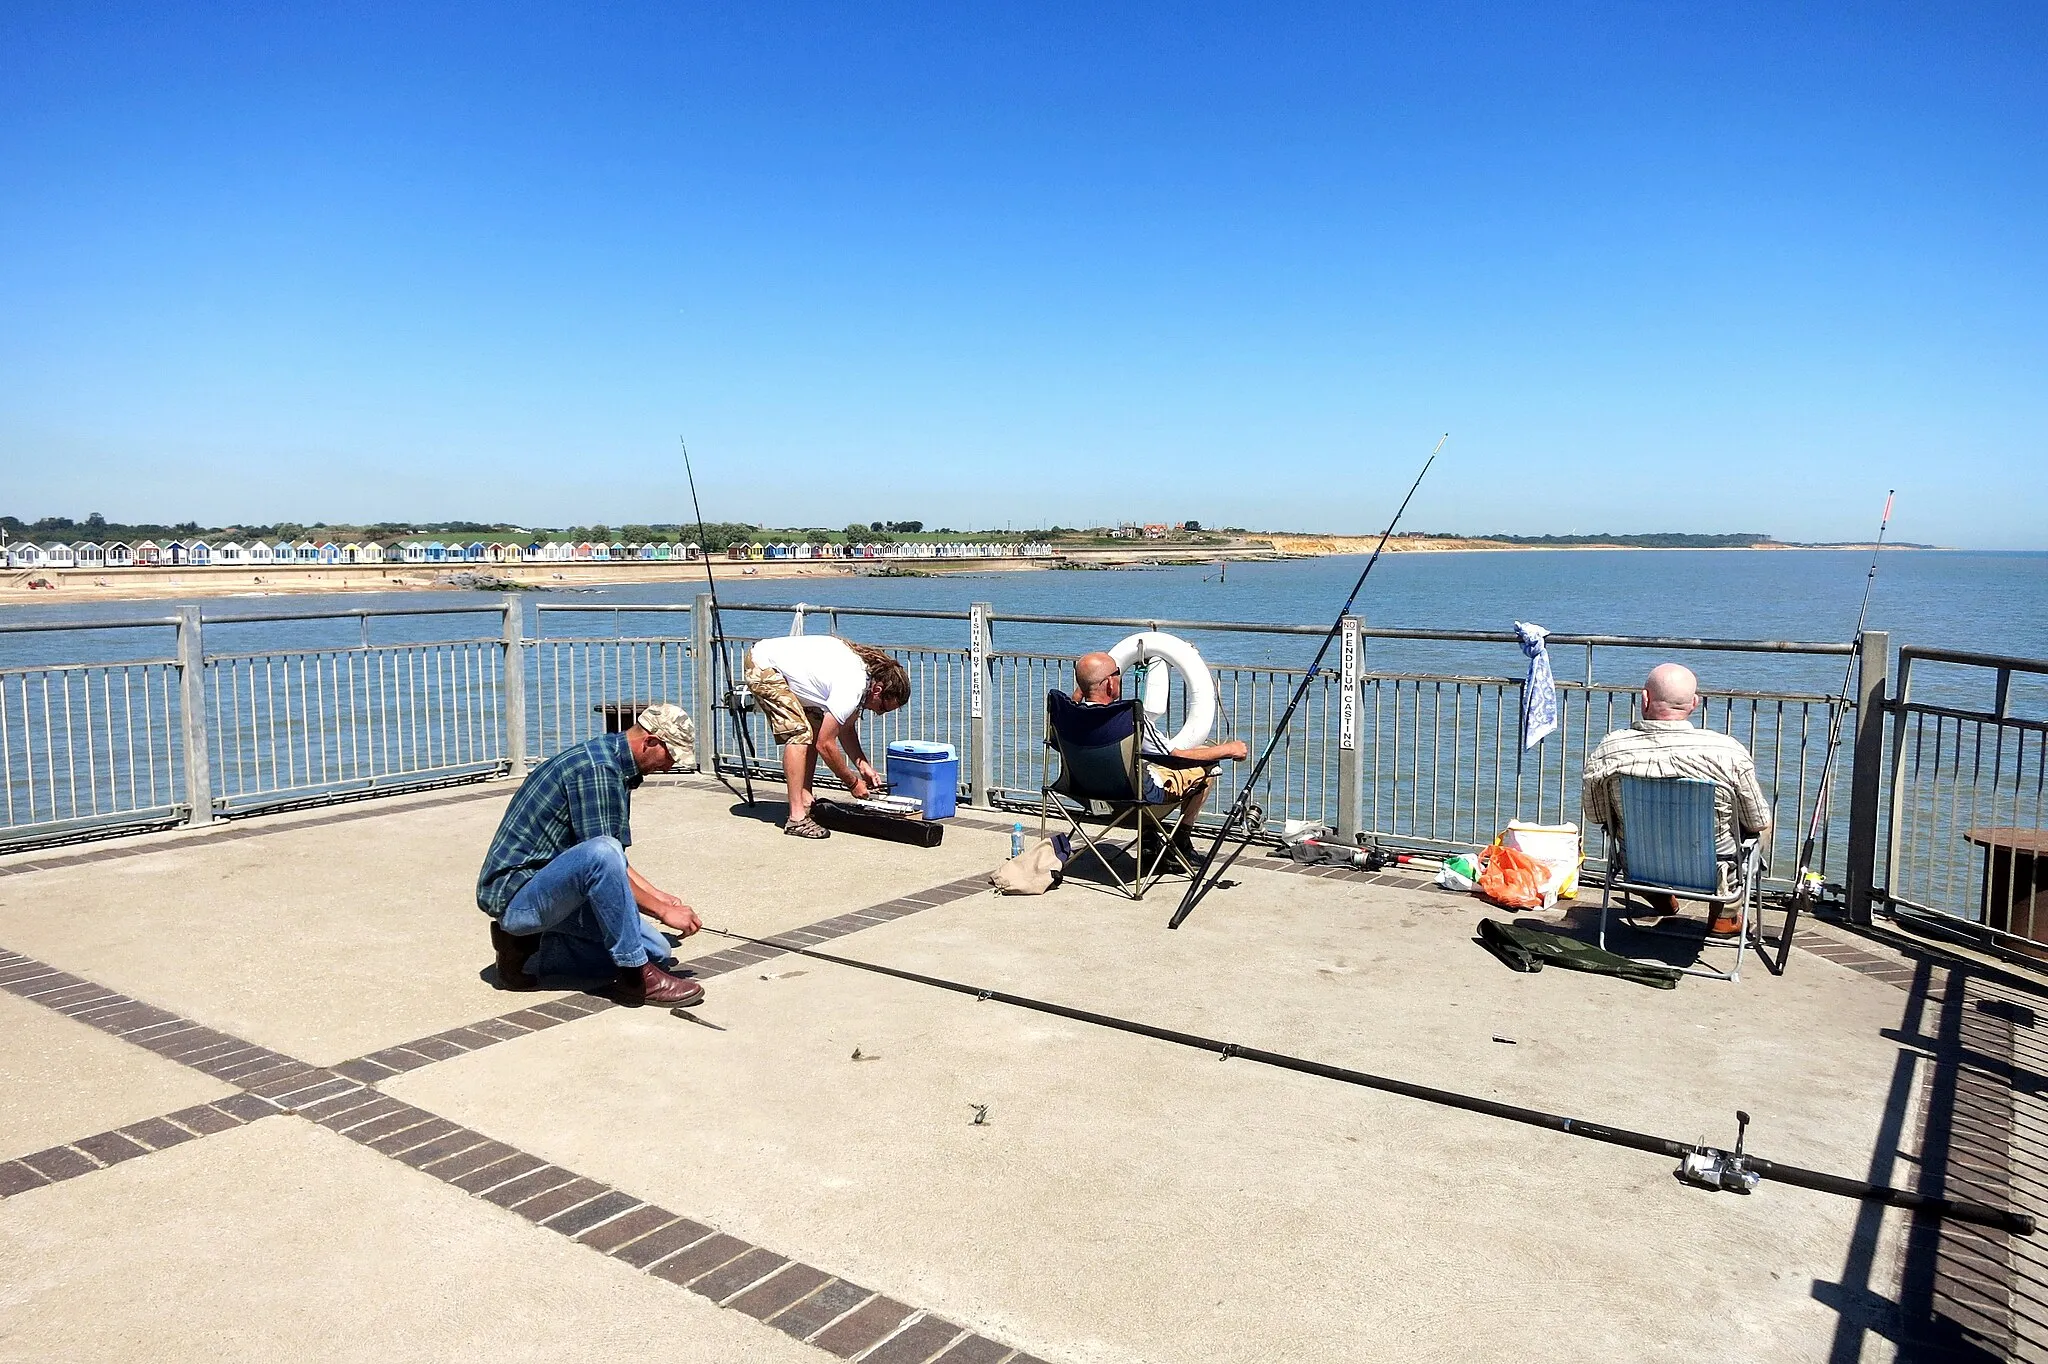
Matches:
[1167,434,1446,930]
[691,924,2034,1236]
[681,438,758,806]
[1766,490,1894,976]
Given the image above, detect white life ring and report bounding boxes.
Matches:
[1107,631,1215,753]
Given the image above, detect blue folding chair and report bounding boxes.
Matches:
[1041,690,1201,900]
[1595,774,1766,982]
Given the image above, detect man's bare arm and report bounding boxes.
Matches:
[813,712,873,796]
[628,864,700,936]
[1171,739,1249,764]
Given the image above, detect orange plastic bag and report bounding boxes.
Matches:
[1476,844,1548,910]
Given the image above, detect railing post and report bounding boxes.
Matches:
[175,606,213,827]
[692,593,717,774]
[501,596,527,778]
[969,602,993,808]
[1845,629,1889,925]
[1337,614,1364,842]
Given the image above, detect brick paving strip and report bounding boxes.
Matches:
[0,881,1045,1364]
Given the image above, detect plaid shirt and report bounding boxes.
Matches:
[1581,719,1771,856]
[476,733,640,915]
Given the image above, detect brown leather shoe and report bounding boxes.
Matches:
[490,920,539,991]
[613,961,706,1008]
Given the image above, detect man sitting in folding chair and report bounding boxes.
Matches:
[1582,664,1773,968]
[1041,653,1248,898]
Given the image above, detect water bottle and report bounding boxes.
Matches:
[1011,822,1025,859]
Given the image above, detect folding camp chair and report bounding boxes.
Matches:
[1040,690,1205,900]
[1595,774,1767,983]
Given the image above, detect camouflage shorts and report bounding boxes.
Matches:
[1146,761,1214,800]
[744,661,820,746]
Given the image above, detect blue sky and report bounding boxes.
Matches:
[2,3,2042,545]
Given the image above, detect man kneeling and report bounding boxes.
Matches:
[476,703,705,1006]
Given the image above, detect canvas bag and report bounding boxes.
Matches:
[991,837,1067,895]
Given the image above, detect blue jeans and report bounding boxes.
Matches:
[499,836,671,981]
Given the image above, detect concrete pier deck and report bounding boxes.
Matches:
[1,777,2039,1361]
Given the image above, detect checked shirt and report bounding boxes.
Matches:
[476,732,641,916]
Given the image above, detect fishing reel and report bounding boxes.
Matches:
[1677,1110,1760,1195]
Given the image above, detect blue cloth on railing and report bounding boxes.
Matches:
[1515,621,1557,749]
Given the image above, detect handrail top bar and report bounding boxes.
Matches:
[200,604,508,625]
[0,616,181,633]
[591,599,1856,653]
[1898,646,2048,675]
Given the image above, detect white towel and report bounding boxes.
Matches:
[1515,621,1557,749]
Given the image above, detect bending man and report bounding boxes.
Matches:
[745,634,912,838]
[1073,651,1248,855]
[477,703,706,1006]
[1581,663,1772,935]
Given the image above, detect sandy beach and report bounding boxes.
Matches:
[0,539,1916,606]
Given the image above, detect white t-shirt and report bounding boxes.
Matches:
[751,635,869,724]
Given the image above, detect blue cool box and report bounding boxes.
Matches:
[886,741,959,819]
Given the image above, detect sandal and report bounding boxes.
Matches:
[784,816,830,839]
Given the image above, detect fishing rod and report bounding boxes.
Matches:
[1767,490,1894,976]
[681,438,757,806]
[700,925,2032,1235]
[1168,435,1446,930]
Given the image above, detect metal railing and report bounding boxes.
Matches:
[1884,647,2048,956]
[0,617,188,844]
[7,592,2043,965]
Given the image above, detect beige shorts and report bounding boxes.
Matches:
[1147,762,1214,800]
[744,662,822,747]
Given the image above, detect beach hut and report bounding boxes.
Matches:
[486,543,508,563]
[75,543,105,568]
[188,541,212,565]
[362,543,386,564]
[163,541,188,566]
[463,542,486,562]
[314,542,338,564]
[680,543,699,561]
[214,542,243,564]
[8,543,44,568]
[291,541,317,563]
[42,543,75,568]
[104,542,133,567]
[570,542,591,560]
[135,541,162,566]
[247,542,273,564]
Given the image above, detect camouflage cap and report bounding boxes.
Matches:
[637,703,696,769]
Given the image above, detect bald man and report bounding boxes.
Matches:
[1072,651,1248,858]
[1582,663,1772,934]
